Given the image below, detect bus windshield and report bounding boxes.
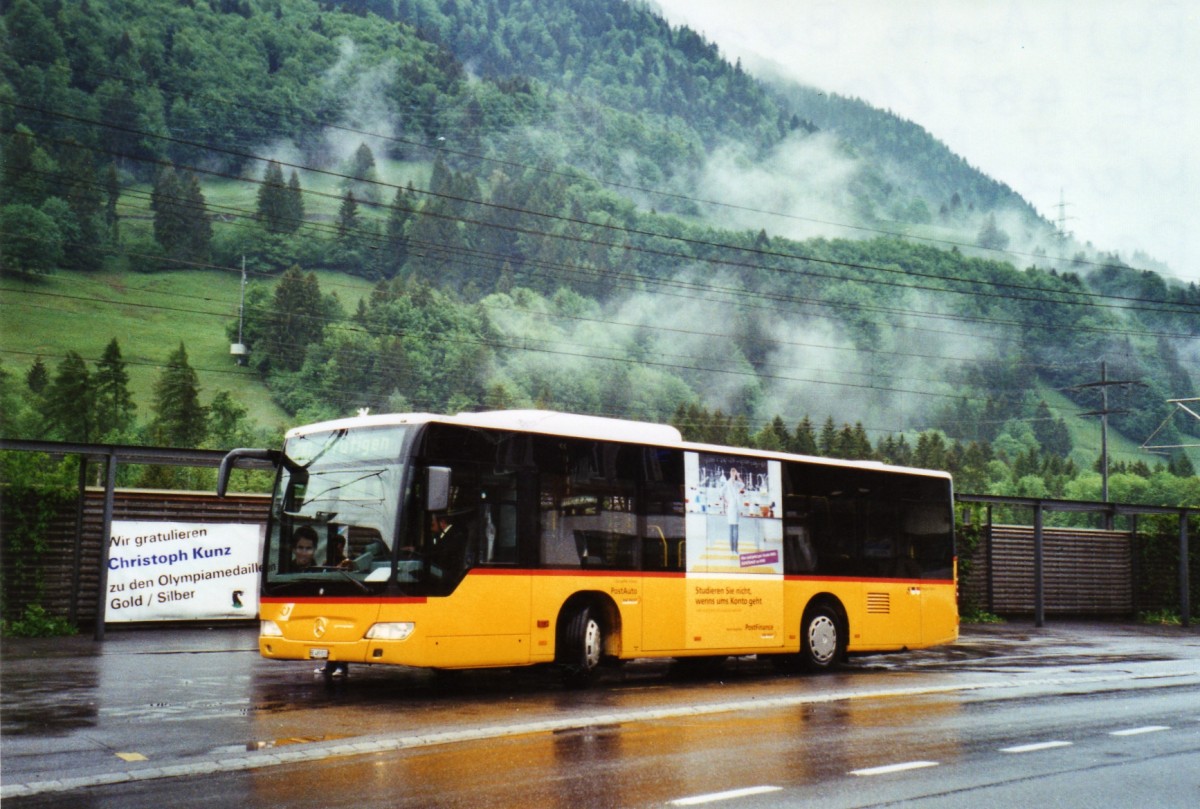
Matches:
[265,425,408,593]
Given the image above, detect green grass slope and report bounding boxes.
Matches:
[1,269,375,435]
[1033,384,1197,469]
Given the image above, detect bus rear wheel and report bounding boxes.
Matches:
[801,604,844,672]
[558,605,603,687]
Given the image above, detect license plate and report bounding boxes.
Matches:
[308,648,329,660]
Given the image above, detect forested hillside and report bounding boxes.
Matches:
[2,0,1197,505]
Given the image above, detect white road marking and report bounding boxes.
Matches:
[669,785,784,805]
[1000,740,1073,753]
[10,669,1199,799]
[850,761,939,776]
[1110,725,1170,736]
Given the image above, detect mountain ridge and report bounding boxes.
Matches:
[2,0,1197,485]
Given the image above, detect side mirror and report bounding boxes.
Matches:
[217,448,280,497]
[426,466,451,512]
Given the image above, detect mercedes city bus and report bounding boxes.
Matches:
[218,410,957,684]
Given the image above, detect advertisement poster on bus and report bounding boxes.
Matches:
[684,452,784,573]
[105,521,265,622]
[682,452,784,650]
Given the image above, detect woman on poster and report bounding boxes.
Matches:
[722,467,743,553]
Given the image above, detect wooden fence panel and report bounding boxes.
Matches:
[2,489,269,625]
[962,525,1133,617]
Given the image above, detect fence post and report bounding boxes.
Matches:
[93,451,118,642]
[1129,515,1139,620]
[1181,511,1191,628]
[1034,501,1045,628]
[985,505,995,614]
[69,457,88,625]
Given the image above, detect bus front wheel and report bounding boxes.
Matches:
[801,603,844,672]
[558,605,603,687]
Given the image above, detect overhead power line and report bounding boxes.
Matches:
[5,102,1198,320]
[10,51,1190,283]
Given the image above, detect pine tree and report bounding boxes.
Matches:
[818,417,838,456]
[914,431,949,471]
[256,159,289,233]
[150,343,207,447]
[44,351,94,441]
[729,415,751,448]
[1,125,53,207]
[151,164,185,258]
[793,416,818,455]
[283,169,304,233]
[1031,399,1072,458]
[56,139,103,270]
[849,422,873,460]
[754,415,790,451]
[976,213,1010,251]
[94,338,136,439]
[265,265,325,372]
[349,142,377,180]
[339,141,380,203]
[25,357,49,394]
[179,171,212,262]
[1169,452,1196,478]
[337,191,359,240]
[0,204,63,274]
[384,184,413,275]
[0,360,27,437]
[207,390,248,449]
[836,423,856,459]
[152,166,211,263]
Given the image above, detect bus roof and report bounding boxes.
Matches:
[286,410,950,481]
[285,409,682,445]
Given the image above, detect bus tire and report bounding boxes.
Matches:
[800,603,844,672]
[558,605,603,688]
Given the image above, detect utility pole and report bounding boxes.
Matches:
[1055,189,1074,264]
[1072,360,1145,505]
[231,256,248,365]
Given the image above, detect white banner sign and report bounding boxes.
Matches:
[105,521,265,622]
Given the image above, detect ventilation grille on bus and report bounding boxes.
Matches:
[866,592,891,614]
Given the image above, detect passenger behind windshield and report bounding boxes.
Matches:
[327,534,347,567]
[290,526,318,571]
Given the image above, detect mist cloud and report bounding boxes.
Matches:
[696,132,864,242]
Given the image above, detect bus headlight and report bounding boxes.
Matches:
[365,622,415,641]
[260,620,283,637]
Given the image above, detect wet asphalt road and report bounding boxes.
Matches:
[2,621,1199,806]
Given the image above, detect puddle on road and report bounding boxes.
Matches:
[0,666,100,735]
[247,733,352,751]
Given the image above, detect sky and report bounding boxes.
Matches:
[651,0,1199,283]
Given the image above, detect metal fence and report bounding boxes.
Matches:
[957,495,1197,627]
[2,441,1196,634]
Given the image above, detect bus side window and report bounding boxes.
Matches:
[483,498,519,564]
[904,500,953,579]
[563,439,638,570]
[816,495,858,575]
[642,448,685,572]
[537,438,580,568]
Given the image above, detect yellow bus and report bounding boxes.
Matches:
[218,410,957,684]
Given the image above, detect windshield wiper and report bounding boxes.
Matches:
[271,568,372,594]
[293,428,348,469]
[303,468,387,503]
[329,567,371,593]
